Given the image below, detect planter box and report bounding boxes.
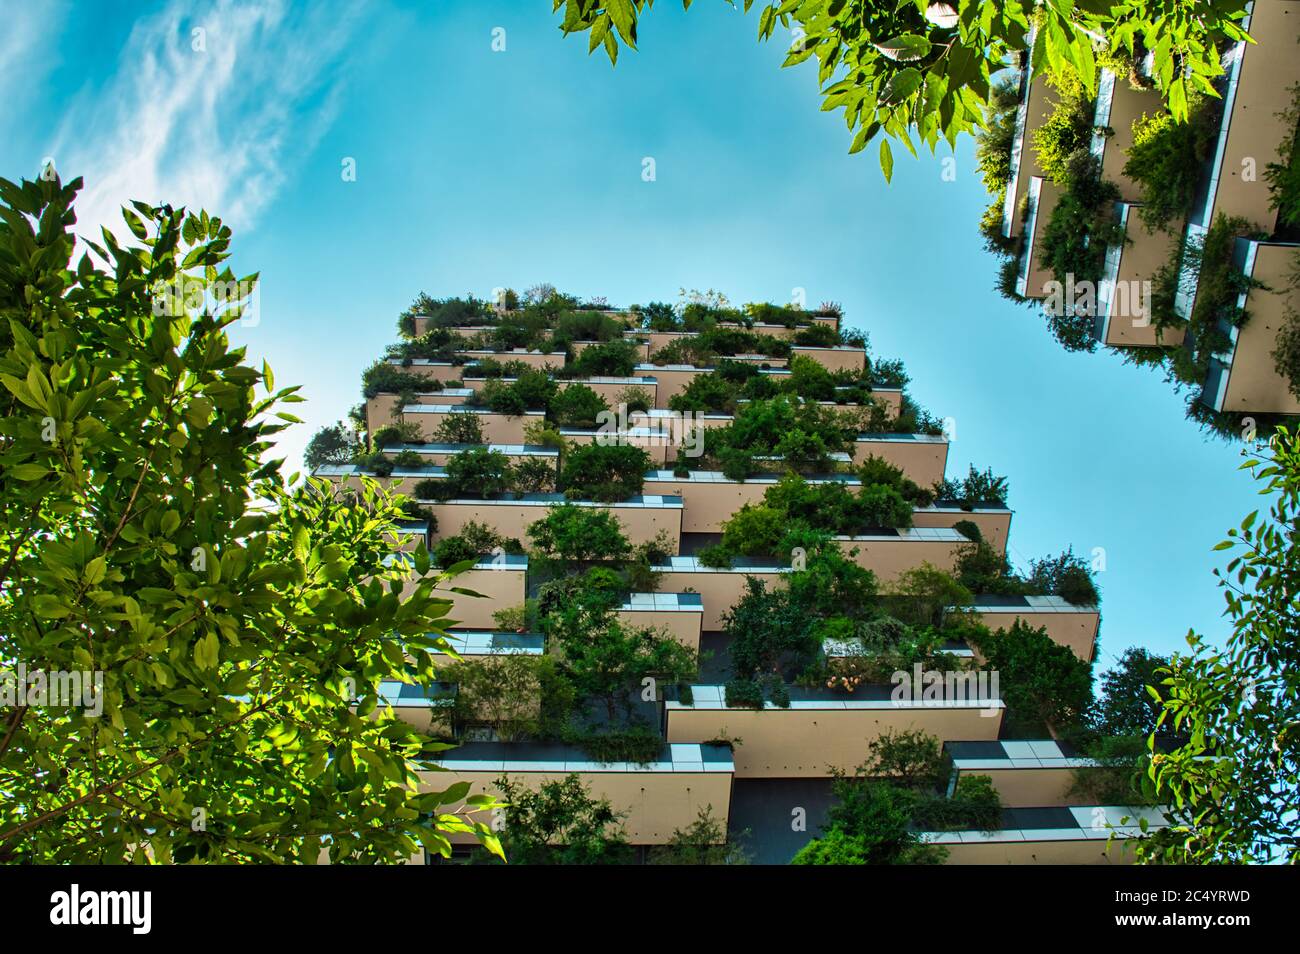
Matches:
[912,503,1012,555]
[426,494,684,550]
[649,557,789,630]
[424,741,735,846]
[642,471,857,534]
[1094,210,1184,348]
[453,349,566,371]
[666,684,1002,777]
[790,345,866,373]
[401,405,543,444]
[853,433,948,486]
[960,595,1101,662]
[384,358,463,385]
[556,375,658,407]
[923,805,1166,865]
[834,528,968,587]
[946,739,1100,808]
[1202,240,1300,415]
[616,592,704,651]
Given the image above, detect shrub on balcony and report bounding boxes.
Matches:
[935,464,1009,508]
[719,503,786,557]
[360,360,441,399]
[1124,98,1222,232]
[487,774,633,866]
[792,324,841,347]
[549,384,609,428]
[1266,85,1300,231]
[565,338,640,377]
[560,443,649,502]
[1031,70,1094,185]
[1027,548,1099,605]
[969,619,1094,737]
[527,504,631,562]
[389,450,424,469]
[445,447,512,498]
[615,385,652,414]
[432,412,484,444]
[543,585,697,722]
[304,422,361,470]
[858,455,935,506]
[510,457,557,493]
[793,782,946,865]
[370,421,422,449]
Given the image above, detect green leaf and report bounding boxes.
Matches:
[874,34,931,62]
[879,138,894,182]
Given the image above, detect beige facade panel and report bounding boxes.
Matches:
[1024,178,1064,299]
[852,435,949,486]
[1219,243,1300,414]
[427,498,683,550]
[651,563,787,630]
[1100,216,1185,347]
[791,346,866,373]
[1098,81,1166,202]
[957,766,1093,808]
[386,360,464,385]
[969,606,1100,662]
[641,474,771,533]
[616,605,704,652]
[870,389,903,417]
[666,697,1002,777]
[937,836,1141,865]
[426,758,734,846]
[1210,0,1300,231]
[395,561,527,630]
[401,407,541,444]
[912,507,1011,555]
[555,376,658,406]
[1009,76,1063,238]
[453,350,567,371]
[836,532,966,588]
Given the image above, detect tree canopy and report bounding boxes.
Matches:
[552,0,1250,180]
[0,174,499,863]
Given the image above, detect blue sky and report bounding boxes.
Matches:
[2,0,1262,670]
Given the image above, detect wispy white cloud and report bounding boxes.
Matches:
[51,0,367,239]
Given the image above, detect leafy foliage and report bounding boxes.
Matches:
[1141,429,1300,863]
[487,774,632,865]
[552,0,1250,180]
[0,175,499,863]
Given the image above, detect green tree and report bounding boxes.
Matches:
[648,806,749,864]
[0,175,499,863]
[304,421,360,470]
[527,503,632,562]
[552,0,1250,180]
[1141,428,1300,864]
[488,774,633,865]
[549,383,610,427]
[546,594,698,721]
[971,619,1093,737]
[560,442,649,501]
[792,779,945,864]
